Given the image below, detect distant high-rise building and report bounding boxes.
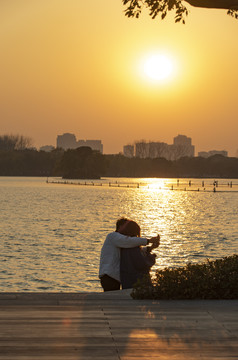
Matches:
[131,135,195,160]
[173,134,192,146]
[147,142,168,159]
[56,133,103,153]
[77,139,103,153]
[57,133,77,150]
[172,134,195,159]
[135,142,150,158]
[134,141,169,159]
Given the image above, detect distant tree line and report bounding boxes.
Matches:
[0,134,237,178]
[56,146,106,179]
[0,134,32,151]
[104,153,238,178]
[0,148,63,176]
[0,147,238,178]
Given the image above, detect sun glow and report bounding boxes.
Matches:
[143,54,175,82]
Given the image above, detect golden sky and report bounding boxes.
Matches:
[0,0,238,155]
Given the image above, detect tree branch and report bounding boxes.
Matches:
[185,0,238,9]
[122,0,238,22]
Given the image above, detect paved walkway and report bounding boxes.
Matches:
[0,291,237,359]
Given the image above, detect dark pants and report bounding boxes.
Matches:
[100,274,120,292]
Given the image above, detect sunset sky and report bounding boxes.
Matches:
[0,1,238,155]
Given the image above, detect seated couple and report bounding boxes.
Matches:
[99,218,160,291]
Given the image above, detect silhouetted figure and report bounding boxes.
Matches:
[99,218,159,291]
[119,220,160,289]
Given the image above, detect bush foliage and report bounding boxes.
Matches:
[131,254,238,299]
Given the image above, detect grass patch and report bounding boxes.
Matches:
[131,254,238,299]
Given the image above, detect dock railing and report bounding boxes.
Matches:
[46,178,238,192]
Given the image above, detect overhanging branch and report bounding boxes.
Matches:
[122,0,238,22]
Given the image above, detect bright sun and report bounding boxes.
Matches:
[143,54,174,82]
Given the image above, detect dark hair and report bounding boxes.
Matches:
[116,217,128,231]
[118,220,141,237]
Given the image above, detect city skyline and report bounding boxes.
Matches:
[37,128,235,156]
[56,133,103,153]
[37,132,231,157]
[124,134,195,160]
[0,1,238,156]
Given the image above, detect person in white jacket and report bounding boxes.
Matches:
[99,218,160,291]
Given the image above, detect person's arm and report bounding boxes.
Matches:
[110,231,147,248]
[146,235,160,253]
[110,231,160,248]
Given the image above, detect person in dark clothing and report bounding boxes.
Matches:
[119,220,160,289]
[99,218,159,292]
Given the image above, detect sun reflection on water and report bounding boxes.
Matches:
[116,179,238,274]
[0,177,237,292]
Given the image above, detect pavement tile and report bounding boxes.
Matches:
[0,292,237,360]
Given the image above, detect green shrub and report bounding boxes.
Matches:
[131,254,238,299]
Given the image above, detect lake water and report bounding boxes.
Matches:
[0,176,237,293]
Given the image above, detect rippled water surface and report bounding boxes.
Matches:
[0,177,237,292]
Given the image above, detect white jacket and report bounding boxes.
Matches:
[99,231,147,282]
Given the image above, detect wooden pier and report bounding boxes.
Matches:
[0,291,237,359]
[47,179,141,188]
[47,178,238,192]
